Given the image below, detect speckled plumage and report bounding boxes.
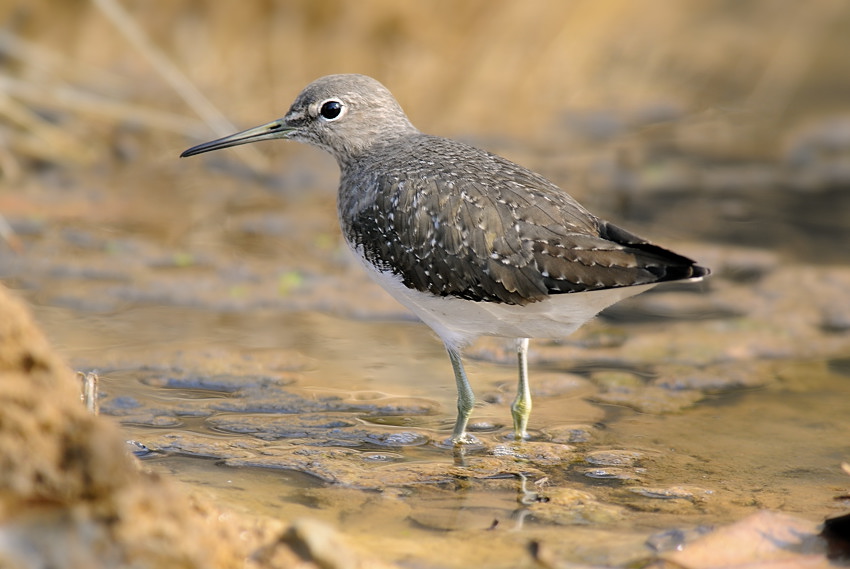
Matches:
[181,74,709,444]
[339,133,701,306]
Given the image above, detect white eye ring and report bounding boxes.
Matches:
[318,99,345,122]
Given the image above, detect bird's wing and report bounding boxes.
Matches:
[348,137,705,305]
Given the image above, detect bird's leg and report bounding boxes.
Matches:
[511,337,531,440]
[446,345,476,445]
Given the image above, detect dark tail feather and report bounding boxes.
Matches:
[598,220,710,283]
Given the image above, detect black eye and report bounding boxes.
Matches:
[319,100,343,120]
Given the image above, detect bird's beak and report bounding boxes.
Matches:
[180,119,293,157]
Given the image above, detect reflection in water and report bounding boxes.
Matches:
[26,296,850,566]
[10,148,850,565]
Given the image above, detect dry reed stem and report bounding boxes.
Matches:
[0,88,93,164]
[0,75,206,137]
[91,0,270,170]
[0,1,848,175]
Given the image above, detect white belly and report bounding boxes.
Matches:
[351,246,655,350]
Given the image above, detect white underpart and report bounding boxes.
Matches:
[349,244,656,351]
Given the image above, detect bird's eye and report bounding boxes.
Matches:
[319,100,343,121]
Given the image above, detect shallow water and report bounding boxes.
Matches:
[3,125,850,566]
[27,294,850,566]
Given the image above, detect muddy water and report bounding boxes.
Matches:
[4,135,850,566]
[28,302,850,566]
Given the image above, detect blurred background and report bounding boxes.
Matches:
[1,0,849,267]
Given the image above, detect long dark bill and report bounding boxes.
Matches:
[180,119,292,158]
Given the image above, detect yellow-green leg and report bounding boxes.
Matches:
[511,337,531,440]
[446,345,476,445]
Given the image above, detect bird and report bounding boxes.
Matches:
[181,74,709,445]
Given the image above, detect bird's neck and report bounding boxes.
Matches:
[331,123,420,171]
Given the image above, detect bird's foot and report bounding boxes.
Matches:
[511,430,530,442]
[449,432,480,446]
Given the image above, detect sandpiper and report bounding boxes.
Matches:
[181,74,708,445]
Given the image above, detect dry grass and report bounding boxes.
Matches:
[0,0,848,173]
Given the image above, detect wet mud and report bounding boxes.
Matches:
[2,139,849,566]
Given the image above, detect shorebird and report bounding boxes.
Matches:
[181,74,708,445]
